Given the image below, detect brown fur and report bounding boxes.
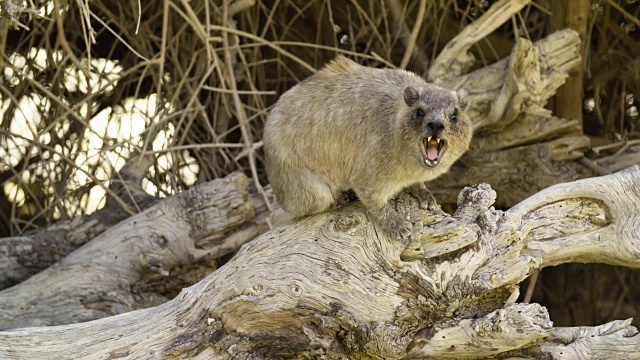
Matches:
[263,56,473,238]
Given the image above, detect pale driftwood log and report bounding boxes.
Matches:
[0,165,638,359]
[430,140,640,207]
[428,0,532,83]
[433,2,582,140]
[0,152,157,290]
[540,319,640,359]
[428,20,591,207]
[0,172,279,330]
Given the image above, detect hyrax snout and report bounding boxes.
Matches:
[263,55,473,238]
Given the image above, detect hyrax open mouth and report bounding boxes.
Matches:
[419,136,447,167]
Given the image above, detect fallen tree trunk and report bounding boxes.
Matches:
[0,152,157,290]
[0,165,638,359]
[431,140,640,207]
[0,172,278,330]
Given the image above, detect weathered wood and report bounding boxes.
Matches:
[0,172,278,330]
[0,152,157,290]
[427,25,592,207]
[428,26,640,207]
[539,319,640,359]
[0,165,637,359]
[406,303,554,358]
[509,165,640,269]
[462,31,581,134]
[430,141,586,207]
[429,140,640,208]
[428,0,532,83]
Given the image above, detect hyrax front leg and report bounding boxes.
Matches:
[356,188,412,239]
[406,182,437,211]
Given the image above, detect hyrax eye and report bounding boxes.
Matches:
[416,109,425,118]
[451,108,458,122]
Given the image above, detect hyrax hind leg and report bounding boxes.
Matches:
[276,170,337,218]
[354,186,412,239]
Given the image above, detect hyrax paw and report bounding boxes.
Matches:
[367,202,413,239]
[423,192,437,211]
[408,183,437,211]
[381,214,412,239]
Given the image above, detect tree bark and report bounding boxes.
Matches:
[0,165,638,359]
[545,0,590,128]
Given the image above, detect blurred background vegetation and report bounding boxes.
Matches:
[0,0,638,328]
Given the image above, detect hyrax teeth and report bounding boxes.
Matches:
[436,138,441,144]
[427,136,432,143]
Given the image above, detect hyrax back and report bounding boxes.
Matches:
[263,56,473,238]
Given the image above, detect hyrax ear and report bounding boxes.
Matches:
[404,86,419,106]
[456,89,469,111]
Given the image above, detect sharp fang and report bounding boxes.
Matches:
[434,160,438,165]
[427,136,432,142]
[436,138,441,144]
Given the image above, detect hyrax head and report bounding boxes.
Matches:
[401,84,473,169]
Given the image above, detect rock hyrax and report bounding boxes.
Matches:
[263,55,473,238]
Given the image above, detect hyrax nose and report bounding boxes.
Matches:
[427,121,445,133]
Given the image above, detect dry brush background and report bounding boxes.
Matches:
[0,0,639,329]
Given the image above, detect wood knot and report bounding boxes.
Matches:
[334,215,362,233]
[290,285,302,297]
